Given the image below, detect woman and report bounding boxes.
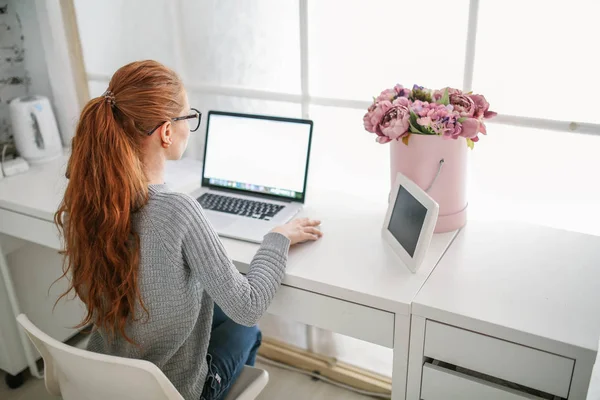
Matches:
[55,60,322,400]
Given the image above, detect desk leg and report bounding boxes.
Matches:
[392,314,410,400]
[569,350,596,400]
[0,242,43,379]
[406,315,426,400]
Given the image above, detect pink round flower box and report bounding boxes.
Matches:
[390,135,468,233]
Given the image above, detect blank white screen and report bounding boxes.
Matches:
[203,114,311,193]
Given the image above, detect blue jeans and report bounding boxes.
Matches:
[201,304,262,400]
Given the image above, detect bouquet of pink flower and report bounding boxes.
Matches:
[363,84,496,148]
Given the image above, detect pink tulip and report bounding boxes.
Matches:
[479,121,487,134]
[460,118,480,139]
[469,94,496,119]
[484,110,498,119]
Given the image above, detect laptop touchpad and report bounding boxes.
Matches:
[203,211,236,231]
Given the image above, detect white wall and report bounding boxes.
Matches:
[0,1,28,143]
[1,0,73,147]
[12,0,53,102]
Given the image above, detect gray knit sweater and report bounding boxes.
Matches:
[86,184,290,399]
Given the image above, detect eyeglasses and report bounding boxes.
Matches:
[147,107,202,136]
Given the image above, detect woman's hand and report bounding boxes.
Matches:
[271,218,323,245]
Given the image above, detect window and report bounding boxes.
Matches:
[75,0,180,75]
[473,0,600,124]
[180,0,301,94]
[308,0,469,101]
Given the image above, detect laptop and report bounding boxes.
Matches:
[195,110,314,243]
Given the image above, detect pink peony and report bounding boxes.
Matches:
[363,102,387,134]
[393,96,410,107]
[376,84,411,103]
[448,121,462,138]
[449,93,475,117]
[438,117,464,139]
[376,88,397,103]
[433,87,462,102]
[411,100,432,117]
[394,84,411,98]
[414,102,455,135]
[376,98,410,141]
[363,104,377,133]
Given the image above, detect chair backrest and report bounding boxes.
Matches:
[225,366,269,400]
[16,314,184,400]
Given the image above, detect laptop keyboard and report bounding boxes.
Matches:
[197,193,285,221]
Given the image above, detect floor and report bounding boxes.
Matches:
[0,361,373,400]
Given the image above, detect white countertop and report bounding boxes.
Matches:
[0,157,69,221]
[224,189,457,314]
[0,155,457,315]
[412,220,600,353]
[0,156,203,221]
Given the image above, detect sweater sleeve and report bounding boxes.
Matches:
[174,193,290,326]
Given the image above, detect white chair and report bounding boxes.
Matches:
[16,314,269,400]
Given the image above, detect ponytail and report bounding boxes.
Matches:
[55,60,184,343]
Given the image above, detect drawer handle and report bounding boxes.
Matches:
[426,360,565,400]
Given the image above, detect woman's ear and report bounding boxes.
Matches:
[159,121,173,148]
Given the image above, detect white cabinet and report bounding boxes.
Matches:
[411,320,577,399]
[409,222,600,400]
[424,321,574,398]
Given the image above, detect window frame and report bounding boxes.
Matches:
[76,0,600,136]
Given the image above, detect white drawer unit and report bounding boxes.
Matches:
[267,284,395,348]
[0,208,61,250]
[423,321,574,398]
[421,363,546,400]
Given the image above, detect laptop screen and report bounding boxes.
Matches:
[202,111,313,202]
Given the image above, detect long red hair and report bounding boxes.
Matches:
[55,60,184,343]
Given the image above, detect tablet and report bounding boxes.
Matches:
[382,172,439,273]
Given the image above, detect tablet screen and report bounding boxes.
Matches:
[388,185,427,257]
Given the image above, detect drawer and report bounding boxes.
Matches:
[424,321,574,398]
[421,363,545,400]
[267,284,395,348]
[0,208,61,250]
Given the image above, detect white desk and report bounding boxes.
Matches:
[407,221,600,400]
[0,155,457,399]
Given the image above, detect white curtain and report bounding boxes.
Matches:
[75,0,600,376]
